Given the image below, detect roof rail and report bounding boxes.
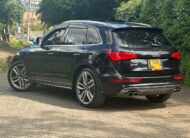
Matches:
[128,22,152,27]
[91,19,126,23]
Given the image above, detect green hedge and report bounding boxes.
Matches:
[181,52,190,86]
[9,39,30,48]
[0,41,17,52]
[115,0,190,52]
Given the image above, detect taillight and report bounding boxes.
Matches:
[171,52,180,59]
[111,77,142,83]
[173,75,183,81]
[106,51,137,62]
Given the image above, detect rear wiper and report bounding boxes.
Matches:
[152,44,162,47]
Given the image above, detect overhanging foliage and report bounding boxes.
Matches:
[116,0,190,51]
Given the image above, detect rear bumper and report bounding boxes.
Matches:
[98,65,183,96]
[118,84,182,96]
[100,74,183,96]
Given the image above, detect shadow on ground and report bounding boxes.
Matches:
[1,84,170,112]
[0,74,190,137]
[0,72,189,112]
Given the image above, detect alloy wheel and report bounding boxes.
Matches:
[9,63,31,90]
[76,71,95,105]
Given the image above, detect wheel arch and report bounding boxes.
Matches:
[11,56,24,64]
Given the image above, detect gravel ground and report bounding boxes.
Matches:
[0,74,190,138]
[0,52,13,59]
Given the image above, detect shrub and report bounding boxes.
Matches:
[0,41,17,53]
[0,59,9,73]
[116,0,190,51]
[181,52,190,86]
[9,39,30,48]
[0,41,10,48]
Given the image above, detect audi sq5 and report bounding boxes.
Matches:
[8,20,183,107]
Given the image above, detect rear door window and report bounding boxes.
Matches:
[113,29,172,48]
[87,27,101,44]
[64,28,87,45]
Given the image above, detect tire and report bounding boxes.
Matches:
[7,62,34,92]
[146,93,172,103]
[75,68,106,108]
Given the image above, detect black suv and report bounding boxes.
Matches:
[8,20,183,107]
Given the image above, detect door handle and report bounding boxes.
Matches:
[48,52,54,55]
[73,53,81,56]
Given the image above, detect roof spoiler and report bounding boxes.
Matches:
[128,22,152,27]
[112,27,163,33]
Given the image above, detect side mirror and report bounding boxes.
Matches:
[40,39,51,50]
[29,37,35,42]
[35,37,42,45]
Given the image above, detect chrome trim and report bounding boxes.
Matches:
[137,76,173,79]
[38,82,72,90]
[128,82,181,87]
[30,78,72,89]
[44,25,103,48]
[44,42,103,47]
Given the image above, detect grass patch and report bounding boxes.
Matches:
[0,41,16,73]
[0,59,9,73]
[0,41,18,53]
[0,40,30,73]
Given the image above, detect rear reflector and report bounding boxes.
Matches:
[111,77,142,83]
[173,75,183,81]
[106,51,137,62]
[171,52,180,59]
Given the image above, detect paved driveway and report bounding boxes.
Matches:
[0,74,190,138]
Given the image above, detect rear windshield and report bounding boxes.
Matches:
[113,29,172,48]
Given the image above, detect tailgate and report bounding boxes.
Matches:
[110,28,180,77]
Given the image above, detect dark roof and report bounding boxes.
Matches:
[60,20,152,29]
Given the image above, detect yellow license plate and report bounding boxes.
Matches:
[149,59,162,71]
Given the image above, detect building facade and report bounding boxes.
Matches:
[20,0,41,11]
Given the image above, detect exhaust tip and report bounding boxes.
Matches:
[128,92,133,96]
[174,87,180,93]
[134,92,138,96]
[128,91,138,96]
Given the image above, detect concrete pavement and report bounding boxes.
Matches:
[0,74,190,138]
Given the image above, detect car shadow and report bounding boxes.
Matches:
[2,84,167,111]
[0,85,189,137]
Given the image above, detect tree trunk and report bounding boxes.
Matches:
[5,25,10,42]
[0,33,2,41]
[0,31,6,41]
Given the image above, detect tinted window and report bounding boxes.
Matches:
[64,28,87,45]
[87,27,101,44]
[113,29,172,48]
[44,29,65,45]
